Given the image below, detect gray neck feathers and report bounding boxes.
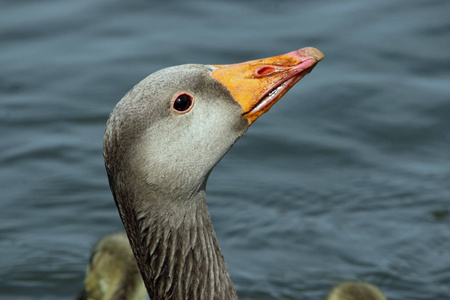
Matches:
[109,178,238,300]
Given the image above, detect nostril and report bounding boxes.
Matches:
[254,66,277,77]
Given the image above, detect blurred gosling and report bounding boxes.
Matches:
[76,232,146,300]
[326,281,387,300]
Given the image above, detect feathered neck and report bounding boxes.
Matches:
[111,180,238,300]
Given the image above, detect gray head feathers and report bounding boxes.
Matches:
[103,64,248,202]
[103,64,248,300]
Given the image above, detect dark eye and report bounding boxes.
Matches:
[172,93,194,113]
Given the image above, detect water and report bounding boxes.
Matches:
[1,0,449,299]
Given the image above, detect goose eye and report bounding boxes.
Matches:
[172,93,194,113]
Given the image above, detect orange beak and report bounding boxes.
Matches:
[212,47,324,125]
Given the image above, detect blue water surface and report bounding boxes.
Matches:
[1,0,449,299]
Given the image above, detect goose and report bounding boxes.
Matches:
[103,47,324,300]
[326,281,387,300]
[75,234,386,300]
[76,232,146,300]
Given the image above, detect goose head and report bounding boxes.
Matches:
[103,47,324,299]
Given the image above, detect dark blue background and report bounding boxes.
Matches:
[1,1,449,299]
